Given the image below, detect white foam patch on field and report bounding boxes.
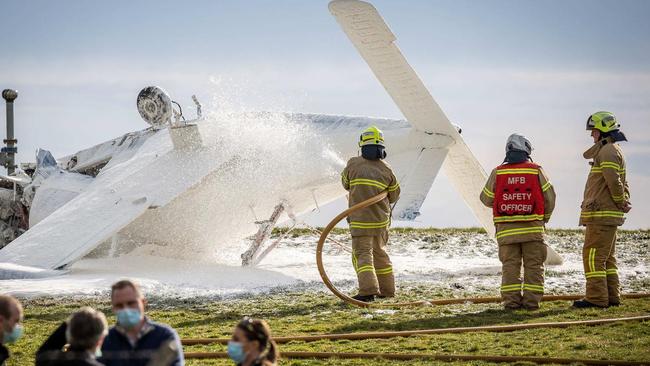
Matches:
[2,231,648,299]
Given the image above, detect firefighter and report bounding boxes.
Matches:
[341,126,400,302]
[573,111,631,308]
[480,134,556,310]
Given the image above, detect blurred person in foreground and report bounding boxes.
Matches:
[0,294,23,365]
[36,307,108,366]
[100,280,184,366]
[227,317,279,366]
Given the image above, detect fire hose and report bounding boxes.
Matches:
[182,314,650,345]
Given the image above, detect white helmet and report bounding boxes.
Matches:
[505,133,533,155]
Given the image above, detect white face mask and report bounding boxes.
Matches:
[116,308,142,329]
[227,341,246,364]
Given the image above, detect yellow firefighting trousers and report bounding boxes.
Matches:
[352,231,394,297]
[582,224,620,306]
[499,241,547,309]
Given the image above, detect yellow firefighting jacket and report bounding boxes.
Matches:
[341,157,400,236]
[480,164,556,245]
[580,137,629,226]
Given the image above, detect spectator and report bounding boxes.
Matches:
[36,307,108,365]
[0,294,23,366]
[100,280,183,366]
[228,317,279,366]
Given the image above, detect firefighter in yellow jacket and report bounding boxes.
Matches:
[341,126,400,302]
[573,111,631,308]
[480,134,556,310]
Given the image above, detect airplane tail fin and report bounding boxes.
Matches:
[391,148,447,221]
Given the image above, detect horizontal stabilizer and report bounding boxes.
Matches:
[392,148,447,220]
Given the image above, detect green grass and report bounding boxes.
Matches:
[10,289,650,366]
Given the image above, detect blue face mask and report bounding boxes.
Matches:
[3,324,22,344]
[94,347,103,358]
[227,341,246,364]
[116,308,142,330]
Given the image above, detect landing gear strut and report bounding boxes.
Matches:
[241,202,288,266]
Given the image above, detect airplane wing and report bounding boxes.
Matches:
[0,186,152,269]
[0,128,232,271]
[329,0,562,264]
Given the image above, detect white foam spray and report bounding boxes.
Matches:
[112,77,344,263]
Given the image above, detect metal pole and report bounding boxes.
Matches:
[2,89,18,175]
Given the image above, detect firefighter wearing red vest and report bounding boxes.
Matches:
[573,111,631,308]
[480,134,556,310]
[341,126,400,303]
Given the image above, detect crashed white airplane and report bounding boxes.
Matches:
[0,0,561,278]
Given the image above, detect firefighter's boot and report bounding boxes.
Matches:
[352,294,375,302]
[573,299,607,309]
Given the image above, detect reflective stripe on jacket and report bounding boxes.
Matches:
[480,163,556,245]
[580,137,629,226]
[342,157,400,236]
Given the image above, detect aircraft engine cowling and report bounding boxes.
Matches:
[137,86,172,127]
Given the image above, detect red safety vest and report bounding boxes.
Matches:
[493,162,545,223]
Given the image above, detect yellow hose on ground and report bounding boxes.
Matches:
[183,351,648,365]
[182,314,650,345]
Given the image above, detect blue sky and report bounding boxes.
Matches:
[1,0,649,228]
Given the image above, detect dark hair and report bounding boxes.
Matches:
[67,307,108,350]
[0,295,22,320]
[237,317,279,365]
[111,279,143,300]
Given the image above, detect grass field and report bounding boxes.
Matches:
[10,286,650,365]
[6,228,650,365]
